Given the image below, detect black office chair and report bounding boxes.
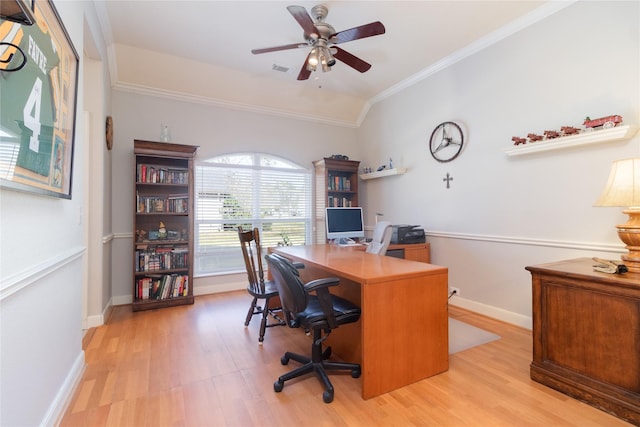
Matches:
[238,227,285,344]
[265,253,361,403]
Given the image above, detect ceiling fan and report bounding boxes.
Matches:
[251,4,385,81]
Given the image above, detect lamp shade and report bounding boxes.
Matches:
[595,158,640,208]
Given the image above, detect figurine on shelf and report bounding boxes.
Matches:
[584,115,623,129]
[158,222,168,239]
[512,137,527,146]
[561,126,580,136]
[527,133,544,142]
[136,229,147,242]
[544,130,560,139]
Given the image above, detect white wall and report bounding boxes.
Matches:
[0,2,86,425]
[110,91,360,302]
[358,1,640,326]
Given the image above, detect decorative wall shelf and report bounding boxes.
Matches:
[504,125,638,157]
[360,167,407,180]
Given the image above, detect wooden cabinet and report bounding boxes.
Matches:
[387,243,430,263]
[526,258,640,425]
[133,140,198,312]
[313,157,360,242]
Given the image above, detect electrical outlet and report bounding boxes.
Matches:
[449,287,460,297]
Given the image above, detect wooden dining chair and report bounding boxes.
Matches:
[238,226,285,343]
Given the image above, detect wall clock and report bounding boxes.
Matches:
[105,116,113,150]
[429,121,464,162]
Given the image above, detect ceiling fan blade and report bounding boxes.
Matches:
[332,47,371,73]
[251,43,306,55]
[287,5,320,38]
[330,21,386,44]
[297,53,312,80]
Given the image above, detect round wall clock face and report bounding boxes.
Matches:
[105,116,113,150]
[429,121,464,162]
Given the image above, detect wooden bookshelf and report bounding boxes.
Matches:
[132,140,198,311]
[313,157,360,243]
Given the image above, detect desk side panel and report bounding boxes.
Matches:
[361,272,449,399]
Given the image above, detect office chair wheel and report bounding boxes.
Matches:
[274,380,284,393]
[280,355,290,365]
[322,346,332,359]
[323,389,334,403]
[351,367,361,378]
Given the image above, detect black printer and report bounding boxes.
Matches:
[391,225,426,244]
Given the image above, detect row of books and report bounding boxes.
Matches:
[136,246,188,272]
[135,274,189,300]
[327,196,354,207]
[327,175,352,191]
[137,164,188,184]
[136,192,188,213]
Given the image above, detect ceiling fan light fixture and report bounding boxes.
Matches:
[308,47,319,68]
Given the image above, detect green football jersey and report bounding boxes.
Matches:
[1,19,60,178]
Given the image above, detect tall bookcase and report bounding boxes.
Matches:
[313,157,360,243]
[133,140,198,312]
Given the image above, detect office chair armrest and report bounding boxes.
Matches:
[305,277,340,329]
[303,277,339,293]
[292,261,305,269]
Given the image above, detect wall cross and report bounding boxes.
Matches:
[443,173,453,189]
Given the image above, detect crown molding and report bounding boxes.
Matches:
[369,1,577,105]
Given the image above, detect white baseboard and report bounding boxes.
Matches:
[194,281,244,296]
[44,351,85,427]
[449,295,532,330]
[85,297,113,328]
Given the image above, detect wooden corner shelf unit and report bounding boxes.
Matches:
[313,157,360,243]
[133,140,198,312]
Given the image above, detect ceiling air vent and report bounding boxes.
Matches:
[272,64,289,73]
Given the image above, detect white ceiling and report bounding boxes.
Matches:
[95,1,567,124]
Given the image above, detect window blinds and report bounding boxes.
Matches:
[194,153,311,275]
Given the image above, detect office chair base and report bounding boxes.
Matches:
[274,349,361,403]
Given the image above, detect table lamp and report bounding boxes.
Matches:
[595,158,640,273]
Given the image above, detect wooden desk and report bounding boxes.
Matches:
[272,244,449,399]
[526,258,640,424]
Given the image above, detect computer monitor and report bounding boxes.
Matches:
[325,207,365,242]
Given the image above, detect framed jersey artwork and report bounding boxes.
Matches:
[0,0,79,198]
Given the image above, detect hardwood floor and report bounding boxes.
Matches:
[59,291,630,426]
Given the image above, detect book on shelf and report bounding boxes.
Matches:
[135,245,189,272]
[135,274,189,301]
[327,175,351,191]
[137,164,188,184]
[136,191,189,213]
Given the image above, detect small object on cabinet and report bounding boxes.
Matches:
[592,257,628,274]
[512,136,527,145]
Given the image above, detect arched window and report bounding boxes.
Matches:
[194,153,312,276]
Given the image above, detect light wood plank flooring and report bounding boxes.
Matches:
[59,291,630,426]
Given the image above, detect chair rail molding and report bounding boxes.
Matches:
[426,230,624,253]
[0,246,85,301]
